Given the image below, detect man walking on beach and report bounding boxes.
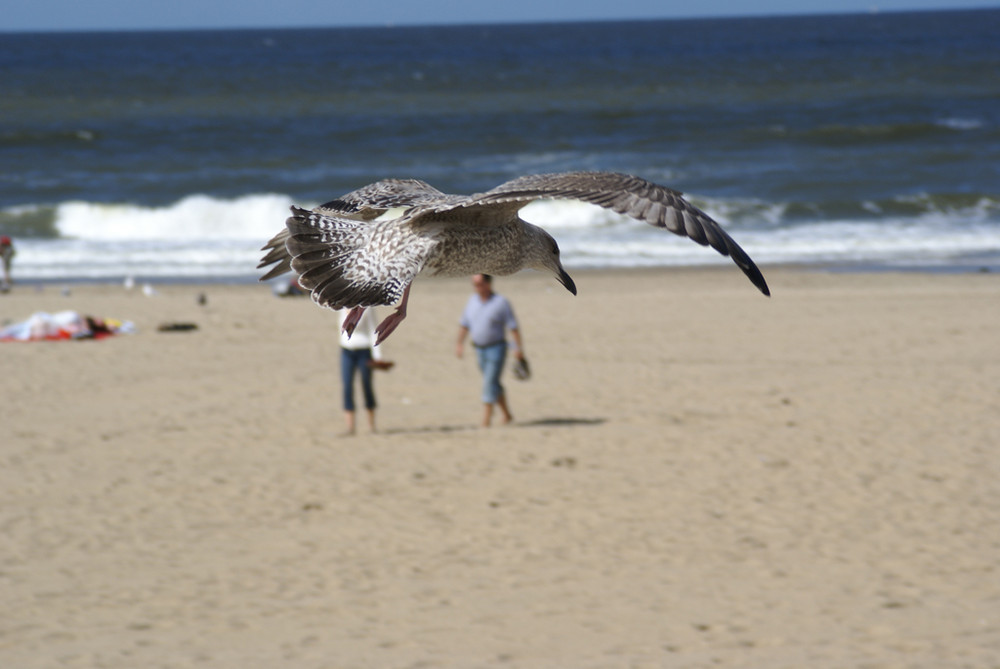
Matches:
[455,274,524,427]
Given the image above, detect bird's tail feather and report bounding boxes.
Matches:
[257,228,293,281]
[258,206,369,282]
[269,208,404,309]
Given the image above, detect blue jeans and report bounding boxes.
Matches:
[475,341,507,404]
[341,348,376,411]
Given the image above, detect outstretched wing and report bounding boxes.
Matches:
[470,171,769,296]
[257,207,434,310]
[315,178,464,219]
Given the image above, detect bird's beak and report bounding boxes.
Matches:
[558,267,577,295]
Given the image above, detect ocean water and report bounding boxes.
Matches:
[2,8,999,281]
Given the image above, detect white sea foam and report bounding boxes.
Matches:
[55,193,296,241]
[8,193,1000,280]
[702,215,1000,268]
[936,117,984,131]
[521,200,625,230]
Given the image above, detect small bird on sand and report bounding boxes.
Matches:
[259,171,769,344]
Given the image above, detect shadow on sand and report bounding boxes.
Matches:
[380,416,606,436]
[516,417,606,428]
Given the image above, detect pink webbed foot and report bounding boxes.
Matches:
[342,306,366,338]
[374,284,411,345]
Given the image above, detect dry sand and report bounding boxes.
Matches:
[2,267,999,668]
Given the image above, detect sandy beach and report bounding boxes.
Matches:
[2,266,998,668]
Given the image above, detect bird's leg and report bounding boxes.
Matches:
[374,284,411,345]
[342,306,366,338]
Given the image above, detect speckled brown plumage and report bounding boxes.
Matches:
[258,171,769,342]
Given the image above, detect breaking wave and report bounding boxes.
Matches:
[3,191,999,280]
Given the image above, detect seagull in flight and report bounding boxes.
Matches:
[259,171,769,343]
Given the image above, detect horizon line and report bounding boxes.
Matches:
[2,5,995,36]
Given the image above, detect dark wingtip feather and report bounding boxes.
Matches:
[746,262,771,296]
[730,245,770,296]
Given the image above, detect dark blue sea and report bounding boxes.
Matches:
[2,8,999,280]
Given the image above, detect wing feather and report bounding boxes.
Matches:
[315,178,459,218]
[469,171,769,296]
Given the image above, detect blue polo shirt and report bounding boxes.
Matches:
[460,293,518,346]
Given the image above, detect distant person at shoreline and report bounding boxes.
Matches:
[338,308,394,436]
[455,274,524,427]
[0,236,15,291]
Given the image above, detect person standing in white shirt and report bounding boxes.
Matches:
[338,308,393,435]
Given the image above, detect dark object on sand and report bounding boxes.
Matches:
[157,322,198,332]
